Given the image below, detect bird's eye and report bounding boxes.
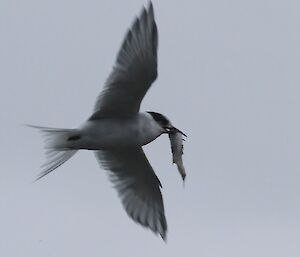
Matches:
[164,126,173,134]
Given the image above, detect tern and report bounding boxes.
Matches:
[31,2,186,241]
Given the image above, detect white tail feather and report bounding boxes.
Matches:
[29,125,79,180]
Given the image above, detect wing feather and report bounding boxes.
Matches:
[95,147,167,240]
[91,3,158,119]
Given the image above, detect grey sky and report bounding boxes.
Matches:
[1,0,300,256]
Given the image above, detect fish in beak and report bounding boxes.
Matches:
[168,126,187,182]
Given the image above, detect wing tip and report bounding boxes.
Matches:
[147,1,154,16]
[160,232,167,242]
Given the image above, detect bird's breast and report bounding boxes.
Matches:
[78,116,162,150]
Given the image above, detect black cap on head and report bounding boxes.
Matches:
[147,111,170,128]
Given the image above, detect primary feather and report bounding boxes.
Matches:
[91,3,158,119]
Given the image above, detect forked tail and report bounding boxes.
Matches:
[29,125,79,180]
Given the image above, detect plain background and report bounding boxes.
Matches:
[1,0,300,256]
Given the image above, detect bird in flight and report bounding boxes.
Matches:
[31,2,186,241]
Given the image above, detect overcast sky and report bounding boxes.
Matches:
[1,0,300,256]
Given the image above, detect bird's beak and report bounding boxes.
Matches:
[167,126,187,137]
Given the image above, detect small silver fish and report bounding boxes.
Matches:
[168,128,187,181]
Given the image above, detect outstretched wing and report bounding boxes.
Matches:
[95,148,167,240]
[90,3,158,119]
